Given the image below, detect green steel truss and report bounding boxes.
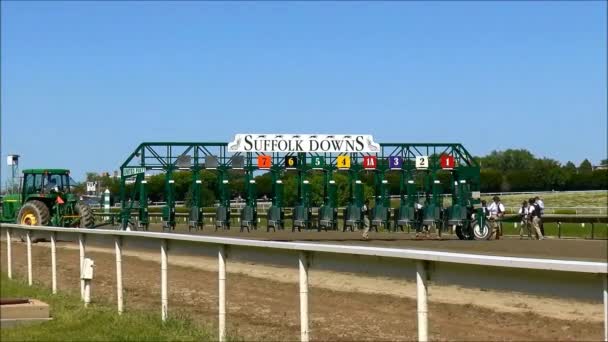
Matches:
[118,142,481,234]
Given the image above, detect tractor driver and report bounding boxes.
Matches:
[45,178,59,193]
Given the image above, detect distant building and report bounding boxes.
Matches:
[593,164,608,170]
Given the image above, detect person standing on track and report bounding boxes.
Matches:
[481,200,489,217]
[361,199,371,240]
[518,200,532,239]
[534,196,545,236]
[529,198,544,240]
[487,196,505,239]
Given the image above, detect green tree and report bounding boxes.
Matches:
[563,161,577,173]
[479,149,535,171]
[480,169,502,192]
[579,159,593,173]
[530,158,565,190]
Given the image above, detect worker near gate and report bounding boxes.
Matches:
[481,200,489,217]
[487,196,505,239]
[361,199,371,240]
[529,198,544,240]
[518,200,532,239]
[534,196,545,236]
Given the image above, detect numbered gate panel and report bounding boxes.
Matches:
[415,156,429,169]
[257,155,272,169]
[311,156,325,169]
[388,156,403,169]
[363,156,377,169]
[336,155,351,169]
[440,154,455,169]
[231,155,245,169]
[285,156,298,169]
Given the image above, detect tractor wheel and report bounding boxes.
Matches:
[471,220,491,240]
[455,225,474,240]
[18,200,50,226]
[75,202,95,228]
[17,200,50,243]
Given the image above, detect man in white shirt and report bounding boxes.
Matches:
[518,200,532,239]
[534,196,545,236]
[487,196,505,239]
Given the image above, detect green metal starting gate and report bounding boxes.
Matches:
[118,140,487,239]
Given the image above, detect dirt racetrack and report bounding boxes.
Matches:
[103,223,608,261]
[1,233,605,341]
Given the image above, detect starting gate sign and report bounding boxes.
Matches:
[440,154,455,169]
[123,167,146,177]
[257,155,271,169]
[389,156,403,169]
[415,156,429,169]
[311,156,325,169]
[363,156,377,169]
[285,156,298,169]
[336,155,351,169]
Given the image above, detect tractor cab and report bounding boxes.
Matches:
[23,169,74,197]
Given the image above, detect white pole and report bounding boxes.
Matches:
[161,239,168,321]
[84,280,91,307]
[218,245,227,342]
[104,189,110,221]
[603,275,607,342]
[79,234,86,300]
[51,232,57,294]
[416,261,429,342]
[299,251,310,342]
[115,236,123,314]
[6,228,12,279]
[26,230,32,286]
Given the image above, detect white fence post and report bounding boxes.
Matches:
[51,232,57,294]
[299,251,310,342]
[26,230,32,286]
[603,274,607,342]
[161,239,168,321]
[84,279,91,307]
[79,233,86,300]
[115,236,124,315]
[416,261,428,342]
[6,228,12,279]
[218,245,227,342]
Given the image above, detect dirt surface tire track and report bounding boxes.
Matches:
[105,223,608,262]
[1,240,604,341]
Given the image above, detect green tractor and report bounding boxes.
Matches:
[0,169,95,228]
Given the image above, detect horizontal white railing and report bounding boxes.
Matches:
[1,223,607,342]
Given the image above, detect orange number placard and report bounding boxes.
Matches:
[257,155,271,169]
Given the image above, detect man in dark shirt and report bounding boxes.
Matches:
[362,199,371,240]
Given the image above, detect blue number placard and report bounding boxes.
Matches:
[389,156,403,169]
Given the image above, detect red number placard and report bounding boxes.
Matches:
[440,154,455,169]
[363,156,377,169]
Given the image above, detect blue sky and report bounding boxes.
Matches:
[1,1,606,182]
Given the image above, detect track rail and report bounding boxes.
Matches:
[1,223,607,342]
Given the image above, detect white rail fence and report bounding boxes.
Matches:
[1,223,607,342]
